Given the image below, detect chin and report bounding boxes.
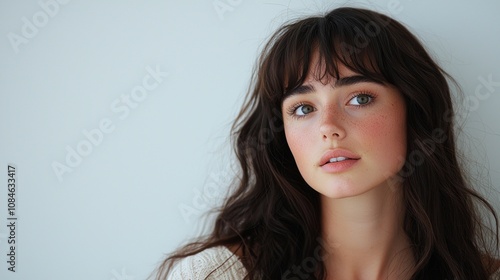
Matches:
[313,180,382,200]
[315,185,368,199]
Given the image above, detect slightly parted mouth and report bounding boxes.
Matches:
[319,149,360,166]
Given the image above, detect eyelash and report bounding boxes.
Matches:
[286,102,309,119]
[286,92,377,119]
[348,91,376,107]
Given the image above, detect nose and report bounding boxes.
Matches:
[319,107,346,140]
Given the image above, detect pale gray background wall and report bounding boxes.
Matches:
[1,0,499,279]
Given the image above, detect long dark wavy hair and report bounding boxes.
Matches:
[152,7,499,279]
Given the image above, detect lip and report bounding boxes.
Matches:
[319,149,361,167]
[321,158,359,173]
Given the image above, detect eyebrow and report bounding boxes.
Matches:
[284,75,384,99]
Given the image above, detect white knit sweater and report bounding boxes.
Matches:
[168,246,500,279]
[168,246,247,279]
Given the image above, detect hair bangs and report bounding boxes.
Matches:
[274,15,388,104]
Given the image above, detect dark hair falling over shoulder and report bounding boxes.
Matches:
[152,7,499,280]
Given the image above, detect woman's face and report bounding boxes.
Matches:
[282,62,407,199]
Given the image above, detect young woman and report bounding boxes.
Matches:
[152,7,500,280]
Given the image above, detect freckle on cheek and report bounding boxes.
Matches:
[365,116,387,137]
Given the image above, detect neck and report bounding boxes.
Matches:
[320,183,415,280]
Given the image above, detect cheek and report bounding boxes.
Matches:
[284,124,301,153]
[364,112,407,166]
[284,123,311,165]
